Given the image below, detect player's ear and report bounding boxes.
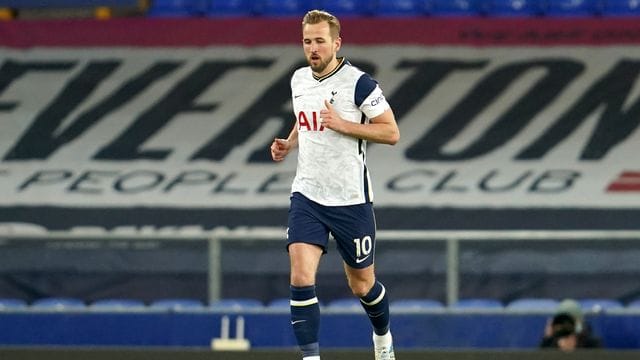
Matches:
[334,36,342,52]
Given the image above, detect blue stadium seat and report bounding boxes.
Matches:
[254,0,315,17]
[31,297,86,311]
[210,298,264,311]
[374,0,426,16]
[427,0,483,16]
[453,298,503,310]
[601,0,640,16]
[90,298,146,311]
[578,298,624,312]
[266,297,291,309]
[0,0,139,7]
[0,298,27,310]
[320,0,375,17]
[147,0,209,17]
[207,0,254,17]
[326,297,364,310]
[541,0,600,16]
[390,299,445,311]
[506,298,559,311]
[150,298,206,311]
[483,0,541,16]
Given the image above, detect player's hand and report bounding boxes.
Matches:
[270,138,290,162]
[320,100,344,132]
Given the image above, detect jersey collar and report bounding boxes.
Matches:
[312,57,347,82]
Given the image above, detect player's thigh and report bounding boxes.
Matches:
[330,203,377,269]
[287,193,330,253]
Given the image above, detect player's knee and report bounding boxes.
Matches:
[348,280,373,298]
[290,273,315,287]
[350,287,368,298]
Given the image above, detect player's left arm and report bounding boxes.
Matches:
[320,100,400,145]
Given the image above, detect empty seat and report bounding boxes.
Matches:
[266,297,291,309]
[578,298,624,312]
[254,0,308,16]
[150,298,206,311]
[210,298,264,311]
[321,0,375,16]
[601,0,640,16]
[390,299,445,311]
[506,298,559,311]
[453,298,503,310]
[483,0,541,16]
[90,298,146,311]
[427,0,483,16]
[0,0,141,8]
[326,297,363,310]
[542,0,600,16]
[31,297,86,310]
[207,0,254,17]
[147,0,209,17]
[374,0,426,16]
[0,298,27,310]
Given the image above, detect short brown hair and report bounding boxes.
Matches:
[302,9,340,39]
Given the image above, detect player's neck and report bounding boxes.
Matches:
[313,57,341,78]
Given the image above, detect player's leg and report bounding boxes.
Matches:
[289,243,323,360]
[287,192,330,360]
[344,264,395,360]
[344,264,389,334]
[331,202,395,359]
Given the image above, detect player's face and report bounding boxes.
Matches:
[302,22,341,77]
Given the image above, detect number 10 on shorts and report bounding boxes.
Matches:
[353,236,372,258]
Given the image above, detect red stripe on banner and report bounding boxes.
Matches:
[2,17,640,48]
[607,183,640,192]
[607,171,640,192]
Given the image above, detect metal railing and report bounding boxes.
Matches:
[4,228,640,306]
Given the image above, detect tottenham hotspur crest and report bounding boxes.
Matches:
[329,91,337,104]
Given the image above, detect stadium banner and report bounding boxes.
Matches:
[1,18,640,230]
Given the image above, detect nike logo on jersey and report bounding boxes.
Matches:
[291,320,307,325]
[294,94,304,98]
[355,255,371,264]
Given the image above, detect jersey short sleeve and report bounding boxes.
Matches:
[355,73,390,119]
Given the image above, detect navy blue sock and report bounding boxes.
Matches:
[290,285,320,357]
[360,281,390,335]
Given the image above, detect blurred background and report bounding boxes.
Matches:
[1,0,640,354]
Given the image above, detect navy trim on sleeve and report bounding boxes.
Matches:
[354,74,378,108]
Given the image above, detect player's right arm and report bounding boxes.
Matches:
[271,124,298,162]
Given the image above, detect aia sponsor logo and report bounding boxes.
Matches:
[297,111,324,132]
[607,171,640,192]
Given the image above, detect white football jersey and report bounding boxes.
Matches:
[290,58,390,206]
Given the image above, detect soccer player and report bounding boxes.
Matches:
[270,9,400,360]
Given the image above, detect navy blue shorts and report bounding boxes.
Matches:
[287,192,377,269]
